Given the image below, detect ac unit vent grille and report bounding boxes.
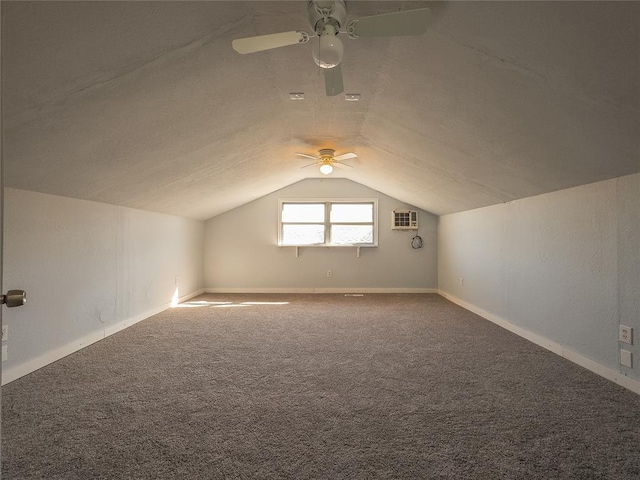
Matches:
[392,210,418,230]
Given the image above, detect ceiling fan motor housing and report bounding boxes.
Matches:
[319,148,336,161]
[308,1,346,34]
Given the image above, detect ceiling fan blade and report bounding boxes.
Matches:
[296,153,319,160]
[347,8,430,38]
[232,31,309,54]
[334,161,354,170]
[324,64,344,97]
[333,152,357,162]
[301,161,321,169]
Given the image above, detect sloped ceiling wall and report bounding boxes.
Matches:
[2,1,638,220]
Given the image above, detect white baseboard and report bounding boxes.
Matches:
[2,288,205,385]
[438,290,640,396]
[103,288,204,338]
[2,329,106,386]
[179,288,205,302]
[204,288,438,294]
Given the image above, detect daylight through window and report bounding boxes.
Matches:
[279,200,377,247]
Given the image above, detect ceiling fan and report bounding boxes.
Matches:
[232,1,431,96]
[298,148,357,175]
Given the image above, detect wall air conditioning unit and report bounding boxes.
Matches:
[392,210,418,230]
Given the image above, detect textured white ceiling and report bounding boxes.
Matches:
[3,1,639,220]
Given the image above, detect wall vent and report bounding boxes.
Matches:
[392,210,418,230]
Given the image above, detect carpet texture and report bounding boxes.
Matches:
[2,293,640,479]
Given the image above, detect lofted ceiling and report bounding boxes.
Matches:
[2,1,639,220]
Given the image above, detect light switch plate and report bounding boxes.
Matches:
[621,349,632,368]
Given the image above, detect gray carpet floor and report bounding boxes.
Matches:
[2,293,640,479]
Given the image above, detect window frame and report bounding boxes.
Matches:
[278,198,378,247]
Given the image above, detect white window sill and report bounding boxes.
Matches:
[279,244,377,258]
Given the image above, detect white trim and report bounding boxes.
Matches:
[278,244,377,248]
[179,288,205,302]
[104,304,169,338]
[438,290,640,396]
[205,288,438,294]
[2,330,105,385]
[2,289,205,385]
[104,288,204,337]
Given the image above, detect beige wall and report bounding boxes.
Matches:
[2,188,204,383]
[204,179,438,292]
[438,173,640,384]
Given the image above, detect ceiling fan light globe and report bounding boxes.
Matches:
[319,164,334,175]
[311,30,344,69]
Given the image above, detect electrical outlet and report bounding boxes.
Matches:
[619,325,633,345]
[327,270,333,278]
[175,276,180,285]
[2,345,7,362]
[620,349,632,368]
[459,277,464,286]
[1,325,7,342]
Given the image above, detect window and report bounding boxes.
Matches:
[279,199,378,247]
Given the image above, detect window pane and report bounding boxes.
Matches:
[330,203,373,223]
[282,225,325,245]
[331,225,373,245]
[282,203,324,223]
